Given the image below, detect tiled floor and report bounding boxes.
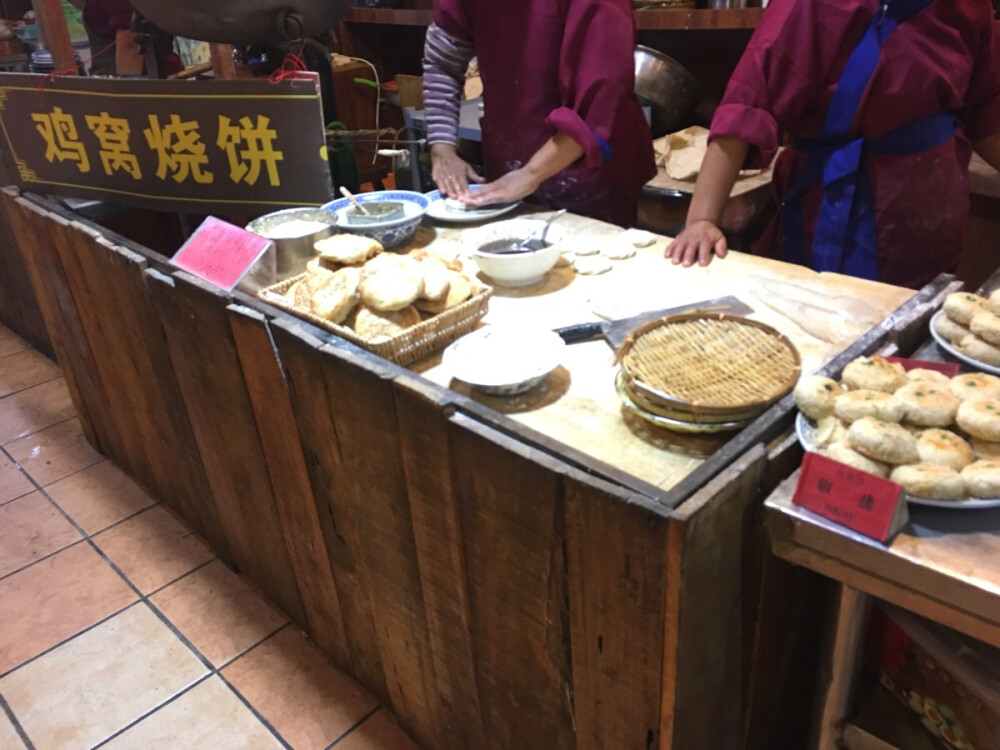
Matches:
[0,324,421,750]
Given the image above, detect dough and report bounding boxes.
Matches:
[847,416,919,465]
[841,355,907,392]
[621,228,657,248]
[890,463,964,500]
[600,240,637,260]
[573,246,600,257]
[573,256,613,275]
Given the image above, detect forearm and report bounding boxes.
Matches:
[521,131,586,188]
[974,132,1000,173]
[422,23,474,146]
[685,136,750,225]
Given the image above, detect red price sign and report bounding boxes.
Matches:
[793,452,908,542]
[171,217,273,291]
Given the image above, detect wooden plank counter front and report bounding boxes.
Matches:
[2,187,930,750]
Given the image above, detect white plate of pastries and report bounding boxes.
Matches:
[794,355,1000,508]
[929,290,1000,375]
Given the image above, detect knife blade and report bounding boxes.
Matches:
[554,295,755,348]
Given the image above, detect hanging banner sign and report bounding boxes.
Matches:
[0,72,334,214]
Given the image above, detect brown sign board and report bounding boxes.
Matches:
[0,72,334,214]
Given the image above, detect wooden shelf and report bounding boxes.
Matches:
[341,6,763,30]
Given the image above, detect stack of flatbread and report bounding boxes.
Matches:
[283,234,478,343]
[653,125,763,182]
[794,354,1000,500]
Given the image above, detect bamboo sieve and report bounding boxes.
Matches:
[615,313,801,418]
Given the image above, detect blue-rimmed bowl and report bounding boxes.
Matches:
[321,190,429,248]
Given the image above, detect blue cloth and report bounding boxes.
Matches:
[782,0,953,279]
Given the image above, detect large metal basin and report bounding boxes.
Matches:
[129,0,353,44]
[634,46,701,138]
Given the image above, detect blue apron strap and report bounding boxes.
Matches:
[782,0,939,278]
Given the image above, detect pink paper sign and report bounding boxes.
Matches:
[171,216,272,291]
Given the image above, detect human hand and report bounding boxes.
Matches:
[430,143,484,199]
[664,220,728,268]
[463,168,539,206]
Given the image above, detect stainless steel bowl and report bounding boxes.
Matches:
[246,207,337,279]
[129,0,353,44]
[634,46,701,138]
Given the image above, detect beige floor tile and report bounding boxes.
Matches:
[150,560,289,667]
[0,350,60,398]
[0,379,74,445]
[0,452,34,506]
[0,327,28,359]
[4,418,102,487]
[0,709,27,750]
[337,709,422,750]
[0,542,137,674]
[0,603,208,749]
[93,505,214,594]
[46,460,156,535]
[0,492,82,578]
[223,627,378,749]
[102,676,282,750]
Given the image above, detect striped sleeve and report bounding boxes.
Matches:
[422,22,475,146]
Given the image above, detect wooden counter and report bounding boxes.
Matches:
[0,186,938,750]
[411,209,911,492]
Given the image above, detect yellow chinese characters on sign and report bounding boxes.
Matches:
[217,115,284,187]
[144,114,213,184]
[85,112,141,179]
[31,107,90,173]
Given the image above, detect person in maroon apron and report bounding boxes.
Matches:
[422,0,656,227]
[665,0,1000,288]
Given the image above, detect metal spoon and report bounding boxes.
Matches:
[518,208,568,251]
[339,185,370,215]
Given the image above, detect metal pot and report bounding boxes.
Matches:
[634,46,701,138]
[246,206,337,280]
[128,0,353,44]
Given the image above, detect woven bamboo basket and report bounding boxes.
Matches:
[259,273,492,366]
[615,312,801,422]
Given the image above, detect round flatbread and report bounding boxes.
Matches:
[349,303,421,342]
[794,375,841,420]
[914,428,973,471]
[813,416,848,448]
[821,442,889,478]
[943,292,988,326]
[414,271,474,315]
[359,254,425,311]
[971,311,1000,346]
[847,416,919,464]
[970,437,1000,460]
[833,389,904,423]
[934,313,971,345]
[841,355,907,392]
[958,334,1000,366]
[905,368,950,386]
[894,382,959,427]
[961,459,1000,498]
[956,398,1000,441]
[890,463,964,500]
[989,289,1000,316]
[315,233,383,266]
[310,267,361,323]
[950,372,1000,401]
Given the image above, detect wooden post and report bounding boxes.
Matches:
[31,0,78,73]
[209,43,238,79]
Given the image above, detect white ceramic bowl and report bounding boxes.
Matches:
[467,217,570,287]
[321,190,429,248]
[443,325,565,395]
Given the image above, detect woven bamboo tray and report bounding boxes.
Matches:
[615,312,801,420]
[259,273,492,366]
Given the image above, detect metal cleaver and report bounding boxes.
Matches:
[554,295,755,348]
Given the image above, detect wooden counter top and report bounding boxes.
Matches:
[411,210,913,492]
